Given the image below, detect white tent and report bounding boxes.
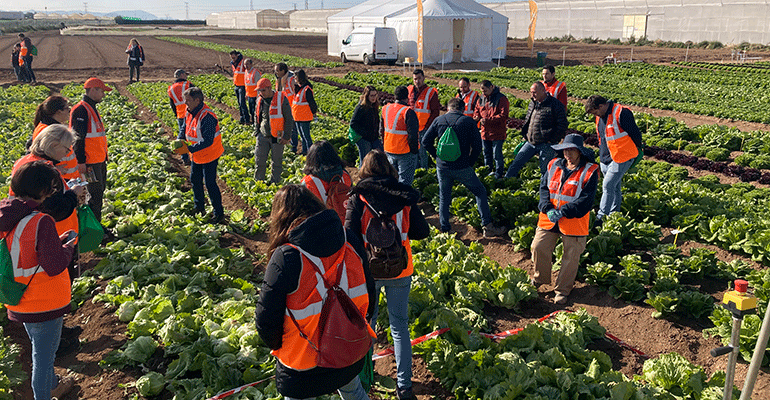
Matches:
[327,0,508,64]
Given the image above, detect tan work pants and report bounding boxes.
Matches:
[531,227,587,296]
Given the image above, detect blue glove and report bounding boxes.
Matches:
[547,209,562,223]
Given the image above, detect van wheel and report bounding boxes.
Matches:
[363,54,372,65]
[341,53,347,63]
[387,60,396,66]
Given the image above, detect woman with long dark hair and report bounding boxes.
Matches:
[349,85,382,167]
[256,185,375,400]
[301,141,352,220]
[291,69,318,155]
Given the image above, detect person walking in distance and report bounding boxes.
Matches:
[70,78,110,222]
[422,98,506,237]
[505,81,568,179]
[184,87,226,224]
[584,95,642,229]
[291,69,318,155]
[254,78,293,184]
[456,77,480,118]
[243,59,261,126]
[230,50,250,124]
[274,62,299,153]
[168,69,191,165]
[349,86,383,167]
[541,64,568,110]
[381,86,419,185]
[11,43,24,82]
[18,33,36,83]
[531,134,599,305]
[408,69,440,169]
[125,38,144,83]
[474,80,509,179]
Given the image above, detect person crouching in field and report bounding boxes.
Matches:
[531,134,599,305]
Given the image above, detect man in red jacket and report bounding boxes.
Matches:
[474,80,509,179]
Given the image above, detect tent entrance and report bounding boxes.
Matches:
[452,19,464,62]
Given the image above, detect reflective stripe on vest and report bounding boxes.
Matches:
[232,59,246,86]
[4,212,72,314]
[277,74,297,103]
[168,81,190,119]
[359,195,413,279]
[411,86,436,131]
[10,154,80,238]
[256,92,285,138]
[597,103,639,164]
[543,80,565,101]
[302,173,351,203]
[537,158,598,236]
[291,85,314,122]
[457,90,478,117]
[244,68,261,98]
[185,105,223,164]
[32,123,80,180]
[271,240,373,371]
[71,100,107,164]
[382,103,410,154]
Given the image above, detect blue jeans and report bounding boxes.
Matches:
[386,153,418,186]
[505,141,556,178]
[418,130,431,169]
[247,96,256,124]
[234,85,249,123]
[482,140,505,177]
[598,159,634,219]
[283,376,370,400]
[24,317,63,400]
[295,121,313,155]
[191,158,224,217]
[437,167,492,231]
[177,118,189,163]
[355,138,382,167]
[370,275,412,391]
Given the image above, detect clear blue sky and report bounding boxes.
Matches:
[7,0,515,21]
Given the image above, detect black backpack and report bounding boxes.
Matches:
[362,199,408,279]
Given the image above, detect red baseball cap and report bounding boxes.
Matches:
[257,78,271,90]
[83,77,113,91]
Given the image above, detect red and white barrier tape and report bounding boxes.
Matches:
[206,376,273,400]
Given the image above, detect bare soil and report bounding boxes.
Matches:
[2,28,769,400]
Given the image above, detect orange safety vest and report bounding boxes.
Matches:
[382,103,411,155]
[244,68,261,98]
[409,85,436,131]
[277,73,297,103]
[360,196,413,279]
[232,58,246,86]
[18,44,27,66]
[9,154,80,239]
[291,85,314,122]
[185,104,223,164]
[168,80,190,119]
[70,100,107,164]
[537,159,598,236]
[596,103,639,164]
[301,172,352,202]
[456,90,479,118]
[32,123,79,180]
[256,92,286,138]
[271,241,374,371]
[542,80,566,104]
[3,212,71,314]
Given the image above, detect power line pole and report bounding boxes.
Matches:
[185,2,189,20]
[321,0,324,9]
[250,0,253,10]
[305,0,308,9]
[83,2,87,13]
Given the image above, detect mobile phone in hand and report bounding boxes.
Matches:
[66,230,77,243]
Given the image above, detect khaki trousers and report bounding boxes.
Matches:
[531,227,587,296]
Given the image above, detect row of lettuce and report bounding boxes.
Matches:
[121,77,743,399]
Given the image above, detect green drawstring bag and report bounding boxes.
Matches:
[348,126,362,144]
[77,205,104,253]
[513,140,527,157]
[0,228,39,306]
[358,348,374,391]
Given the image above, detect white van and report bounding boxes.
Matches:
[340,27,398,65]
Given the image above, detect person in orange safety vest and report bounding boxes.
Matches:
[585,95,643,228]
[275,62,300,153]
[291,69,318,155]
[255,78,294,184]
[541,64,568,110]
[169,69,192,165]
[28,96,78,180]
[381,86,419,185]
[243,59,261,127]
[1,161,77,400]
[70,77,110,222]
[407,69,440,169]
[255,184,375,400]
[230,50,250,125]
[456,77,480,118]
[531,134,599,305]
[184,87,225,224]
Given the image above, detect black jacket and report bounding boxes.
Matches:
[255,209,374,398]
[422,110,482,170]
[350,104,380,142]
[126,44,144,66]
[71,95,103,164]
[538,156,599,232]
[345,176,430,246]
[521,94,568,146]
[595,101,643,164]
